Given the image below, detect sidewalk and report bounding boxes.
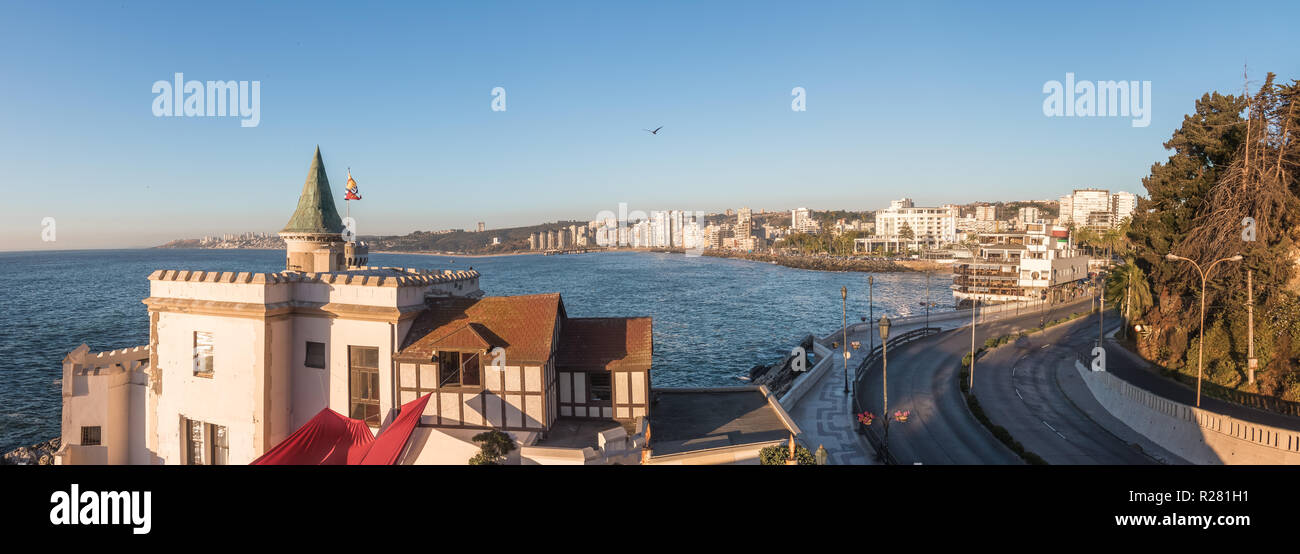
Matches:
[786,356,877,465]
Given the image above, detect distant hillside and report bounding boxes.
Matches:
[369,221,590,254]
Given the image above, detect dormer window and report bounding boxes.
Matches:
[438,351,482,387]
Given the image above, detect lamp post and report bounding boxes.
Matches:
[969,295,978,390]
[841,286,849,394]
[1165,253,1243,407]
[925,270,931,329]
[868,275,875,354]
[1247,270,1256,384]
[1097,274,1104,348]
[879,314,891,457]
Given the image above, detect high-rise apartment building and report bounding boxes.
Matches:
[869,198,957,249]
[790,207,819,234]
[1111,191,1137,224]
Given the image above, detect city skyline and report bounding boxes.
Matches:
[4,1,1298,250]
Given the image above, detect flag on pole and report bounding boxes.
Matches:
[345,169,362,200]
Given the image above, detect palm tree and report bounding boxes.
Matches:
[1101,227,1122,262]
[1073,226,1098,256]
[1105,256,1153,339]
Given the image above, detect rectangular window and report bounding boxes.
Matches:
[349,346,381,427]
[460,352,481,386]
[305,341,326,369]
[589,373,612,404]
[438,350,460,387]
[186,418,205,465]
[193,331,214,376]
[438,351,482,387]
[209,424,228,465]
[80,426,101,446]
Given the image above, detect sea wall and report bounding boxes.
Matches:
[779,341,837,408]
[1077,364,1300,465]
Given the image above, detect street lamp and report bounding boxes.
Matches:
[1165,253,1243,407]
[925,270,931,329]
[879,314,891,457]
[1096,273,1104,348]
[969,295,978,390]
[868,275,875,354]
[841,286,849,394]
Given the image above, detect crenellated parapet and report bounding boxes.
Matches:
[147,267,480,288]
[61,343,151,398]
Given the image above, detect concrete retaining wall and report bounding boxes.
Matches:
[1077,364,1300,464]
[779,342,837,408]
[822,298,1074,342]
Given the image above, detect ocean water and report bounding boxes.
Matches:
[0,248,954,453]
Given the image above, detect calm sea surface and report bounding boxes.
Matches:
[0,249,954,452]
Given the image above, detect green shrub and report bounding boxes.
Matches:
[759,444,817,465]
[468,429,517,465]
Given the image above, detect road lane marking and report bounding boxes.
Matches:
[1042,420,1066,439]
[1015,387,1023,400]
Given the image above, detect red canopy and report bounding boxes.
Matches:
[251,408,375,465]
[360,393,431,465]
[251,393,432,465]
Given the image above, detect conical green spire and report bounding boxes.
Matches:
[281,146,345,234]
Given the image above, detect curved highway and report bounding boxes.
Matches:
[856,296,1094,464]
[973,312,1160,464]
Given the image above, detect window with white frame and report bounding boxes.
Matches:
[184,418,229,465]
[193,331,214,375]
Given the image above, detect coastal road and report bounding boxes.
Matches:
[973,312,1160,464]
[856,295,1095,464]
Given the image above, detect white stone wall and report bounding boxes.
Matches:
[153,311,267,464]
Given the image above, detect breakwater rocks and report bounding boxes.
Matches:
[747,335,816,398]
[704,251,912,272]
[2,437,60,465]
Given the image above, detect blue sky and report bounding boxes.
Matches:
[2,0,1298,250]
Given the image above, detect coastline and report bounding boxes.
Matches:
[147,245,954,274]
[703,251,921,273]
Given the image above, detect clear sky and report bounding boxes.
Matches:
[3,0,1298,250]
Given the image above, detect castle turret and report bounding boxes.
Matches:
[280,146,346,273]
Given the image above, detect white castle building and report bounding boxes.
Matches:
[55,148,662,465]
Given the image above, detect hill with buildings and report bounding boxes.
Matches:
[368,221,589,254]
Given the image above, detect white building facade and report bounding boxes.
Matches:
[868,198,958,250]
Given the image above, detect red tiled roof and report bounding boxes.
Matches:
[556,317,653,372]
[398,294,565,364]
[427,323,494,351]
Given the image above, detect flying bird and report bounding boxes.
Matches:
[643,126,663,135]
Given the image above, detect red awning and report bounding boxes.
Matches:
[360,393,432,465]
[251,408,375,465]
[251,393,432,465]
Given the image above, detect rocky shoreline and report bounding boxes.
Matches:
[2,437,60,465]
[746,335,816,398]
[704,251,913,272]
